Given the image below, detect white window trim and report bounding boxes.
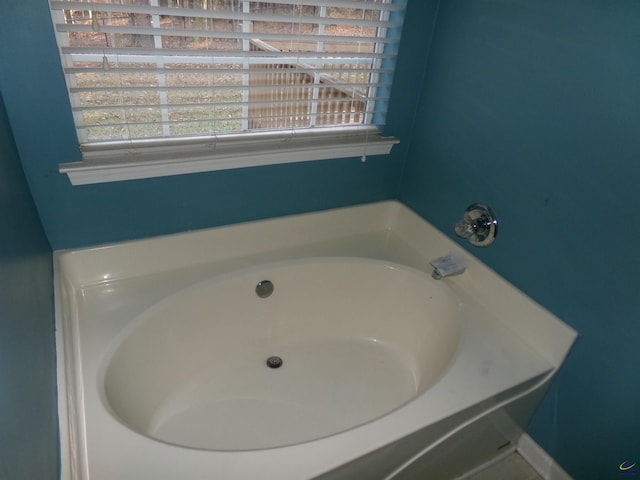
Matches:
[59,126,398,185]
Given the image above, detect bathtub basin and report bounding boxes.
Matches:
[55,201,577,480]
[104,258,462,451]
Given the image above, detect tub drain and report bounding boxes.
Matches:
[266,356,283,369]
[255,280,274,298]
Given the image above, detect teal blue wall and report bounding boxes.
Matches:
[400,1,640,478]
[0,94,57,478]
[0,0,434,251]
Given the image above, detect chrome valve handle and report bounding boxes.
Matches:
[454,204,498,247]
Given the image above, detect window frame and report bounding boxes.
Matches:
[59,125,398,184]
[50,0,404,185]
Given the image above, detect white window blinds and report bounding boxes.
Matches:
[49,0,405,148]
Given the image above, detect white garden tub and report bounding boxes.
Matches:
[55,201,577,480]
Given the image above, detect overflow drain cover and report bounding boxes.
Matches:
[266,356,283,369]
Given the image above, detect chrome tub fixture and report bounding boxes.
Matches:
[455,203,498,247]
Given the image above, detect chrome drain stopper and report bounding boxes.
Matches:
[266,356,283,369]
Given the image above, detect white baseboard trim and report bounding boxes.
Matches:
[518,433,573,480]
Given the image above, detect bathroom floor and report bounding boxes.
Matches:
[464,453,543,480]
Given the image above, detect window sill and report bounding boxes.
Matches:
[59,127,399,185]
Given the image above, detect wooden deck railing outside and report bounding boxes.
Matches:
[248,39,367,130]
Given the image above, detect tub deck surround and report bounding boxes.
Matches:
[54,201,577,480]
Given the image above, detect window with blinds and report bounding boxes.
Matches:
[49,0,405,184]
